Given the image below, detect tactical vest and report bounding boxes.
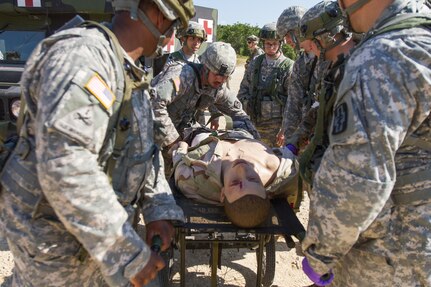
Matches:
[298,55,346,185]
[249,54,293,122]
[298,14,431,203]
[168,50,188,65]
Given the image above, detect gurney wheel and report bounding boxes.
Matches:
[256,234,276,287]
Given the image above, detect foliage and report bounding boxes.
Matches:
[217,23,297,60]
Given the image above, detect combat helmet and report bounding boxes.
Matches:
[111,0,195,29]
[200,42,236,76]
[177,21,207,41]
[300,1,349,53]
[246,35,259,43]
[276,6,306,50]
[259,22,281,41]
[112,0,195,57]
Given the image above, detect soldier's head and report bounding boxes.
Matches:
[246,35,259,50]
[259,22,283,57]
[276,6,306,51]
[112,0,195,58]
[337,0,386,33]
[177,21,207,54]
[200,42,236,89]
[300,1,350,59]
[221,159,270,228]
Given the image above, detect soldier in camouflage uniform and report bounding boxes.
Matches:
[152,21,212,128]
[0,0,195,286]
[245,35,264,70]
[237,23,294,147]
[275,6,318,150]
[150,41,259,151]
[166,21,206,65]
[301,0,431,286]
[294,1,355,186]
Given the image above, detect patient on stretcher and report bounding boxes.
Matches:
[170,128,299,228]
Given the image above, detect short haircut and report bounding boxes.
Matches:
[224,195,271,228]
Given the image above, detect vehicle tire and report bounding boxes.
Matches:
[256,235,276,287]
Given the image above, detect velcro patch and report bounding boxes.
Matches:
[85,73,115,110]
[332,102,348,135]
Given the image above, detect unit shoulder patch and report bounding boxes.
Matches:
[332,102,348,135]
[85,73,116,110]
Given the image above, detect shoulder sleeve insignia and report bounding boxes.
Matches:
[332,102,348,135]
[84,73,116,110]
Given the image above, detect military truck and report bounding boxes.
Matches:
[0,1,218,141]
[0,0,114,141]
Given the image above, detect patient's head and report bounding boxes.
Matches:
[221,159,271,228]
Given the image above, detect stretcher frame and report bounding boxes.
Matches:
[160,189,306,287]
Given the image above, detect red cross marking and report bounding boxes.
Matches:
[202,19,213,36]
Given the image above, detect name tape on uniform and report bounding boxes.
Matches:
[85,73,116,110]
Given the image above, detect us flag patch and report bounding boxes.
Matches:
[17,0,42,7]
[85,74,116,110]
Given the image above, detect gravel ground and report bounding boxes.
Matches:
[0,61,313,287]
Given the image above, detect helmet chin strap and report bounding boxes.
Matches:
[137,9,167,58]
[341,0,371,33]
[289,30,301,51]
[344,0,371,16]
[313,32,348,60]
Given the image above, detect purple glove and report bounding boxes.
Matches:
[285,143,298,156]
[302,258,334,286]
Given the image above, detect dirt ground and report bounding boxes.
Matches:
[0,62,313,287]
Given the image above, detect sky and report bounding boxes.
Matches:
[193,0,323,27]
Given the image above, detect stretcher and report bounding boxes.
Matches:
[158,187,306,287]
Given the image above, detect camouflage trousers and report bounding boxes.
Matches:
[8,240,108,287]
[254,117,282,147]
[330,201,431,287]
[0,191,108,287]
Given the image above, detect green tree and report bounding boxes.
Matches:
[218,23,259,56]
[217,23,297,60]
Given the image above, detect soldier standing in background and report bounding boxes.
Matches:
[237,23,294,146]
[0,0,194,286]
[244,35,264,70]
[275,6,318,151]
[165,21,206,66]
[295,0,356,185]
[301,0,431,286]
[150,41,259,151]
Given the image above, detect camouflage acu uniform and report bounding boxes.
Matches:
[245,46,264,70]
[283,58,331,150]
[168,48,200,65]
[153,44,214,127]
[238,53,294,146]
[150,63,259,148]
[302,1,431,286]
[0,25,184,287]
[298,55,347,186]
[280,52,316,147]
